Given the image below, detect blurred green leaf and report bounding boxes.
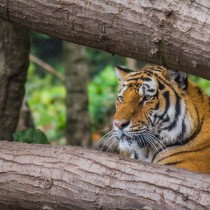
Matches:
[13,129,49,144]
[189,75,210,96]
[88,65,118,131]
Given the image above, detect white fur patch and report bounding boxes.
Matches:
[139,78,157,96]
[118,83,128,99]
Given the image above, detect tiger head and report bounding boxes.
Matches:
[113,65,197,158]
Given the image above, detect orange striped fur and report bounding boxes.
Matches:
[113,65,210,174]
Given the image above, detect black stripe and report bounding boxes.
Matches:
[147,89,155,93]
[165,161,184,166]
[167,92,181,131]
[196,86,202,95]
[142,77,152,82]
[146,66,163,72]
[153,91,170,125]
[162,115,170,123]
[144,84,150,89]
[155,73,173,88]
[208,98,210,112]
[153,66,165,71]
[196,86,204,101]
[158,80,165,90]
[134,152,139,159]
[152,117,204,163]
[154,97,160,110]
[156,74,182,131]
[156,91,170,119]
[126,78,139,82]
[179,119,186,140]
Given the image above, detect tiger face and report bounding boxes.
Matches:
[113,65,195,160]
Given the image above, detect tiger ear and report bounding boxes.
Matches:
[115,65,134,81]
[166,68,188,90]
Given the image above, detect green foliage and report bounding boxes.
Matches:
[13,129,49,144]
[88,65,118,131]
[30,31,63,69]
[189,75,210,96]
[26,63,66,142]
[86,47,126,77]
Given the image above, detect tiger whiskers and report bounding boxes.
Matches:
[130,130,167,154]
[147,131,166,150]
[101,133,116,151]
[142,133,159,152]
[105,137,117,152]
[96,130,113,146]
[96,130,117,152]
[146,132,168,157]
[97,127,110,132]
[135,135,145,147]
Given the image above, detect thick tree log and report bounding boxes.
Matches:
[0,141,210,210]
[63,42,90,146]
[0,20,29,140]
[0,1,210,79]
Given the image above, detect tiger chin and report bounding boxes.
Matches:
[112,65,210,174]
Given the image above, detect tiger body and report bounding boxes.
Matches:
[113,65,210,174]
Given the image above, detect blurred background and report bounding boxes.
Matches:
[14,31,210,147]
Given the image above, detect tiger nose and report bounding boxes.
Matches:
[114,120,130,130]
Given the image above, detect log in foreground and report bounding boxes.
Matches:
[0,1,210,79]
[0,142,210,210]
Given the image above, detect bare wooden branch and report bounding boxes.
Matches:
[0,141,210,210]
[30,54,65,81]
[0,1,210,79]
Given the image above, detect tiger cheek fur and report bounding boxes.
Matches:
[112,65,210,174]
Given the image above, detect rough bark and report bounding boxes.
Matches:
[63,42,90,146]
[16,97,34,131]
[0,1,210,79]
[0,20,29,140]
[0,141,209,210]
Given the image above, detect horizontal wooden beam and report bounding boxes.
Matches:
[0,141,210,209]
[0,0,210,79]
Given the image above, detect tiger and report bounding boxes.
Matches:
[112,65,210,174]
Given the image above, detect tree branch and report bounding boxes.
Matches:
[0,1,210,79]
[30,54,65,81]
[0,141,209,209]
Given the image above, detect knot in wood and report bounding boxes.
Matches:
[164,9,173,18]
[99,34,109,42]
[153,36,162,43]
[192,60,197,68]
[150,48,159,55]
[43,177,53,189]
[42,205,53,210]
[159,19,165,27]
[142,206,153,210]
